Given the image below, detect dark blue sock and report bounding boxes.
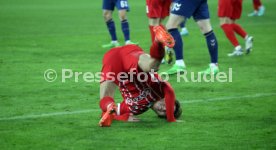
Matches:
[180,22,185,28]
[168,28,183,60]
[179,20,186,28]
[205,30,218,63]
[121,19,130,41]
[106,19,117,41]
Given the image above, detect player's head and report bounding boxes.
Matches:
[151,99,182,119]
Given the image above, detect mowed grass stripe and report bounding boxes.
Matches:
[1,21,276,39]
[1,92,275,121]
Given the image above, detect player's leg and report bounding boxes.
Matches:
[147,0,164,43]
[146,0,173,64]
[102,0,120,48]
[102,10,120,48]
[231,21,253,54]
[117,0,138,45]
[220,17,243,56]
[147,18,170,64]
[232,0,253,54]
[102,0,118,46]
[160,0,175,65]
[256,0,265,16]
[99,49,121,127]
[99,81,117,127]
[166,13,186,75]
[218,0,242,56]
[249,0,265,17]
[248,0,259,16]
[191,1,218,75]
[138,26,175,72]
[196,19,219,75]
[148,18,173,65]
[165,0,200,74]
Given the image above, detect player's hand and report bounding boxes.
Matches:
[127,114,140,122]
[176,120,184,123]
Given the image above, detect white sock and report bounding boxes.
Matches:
[244,35,250,40]
[175,59,185,67]
[112,40,118,44]
[259,5,265,10]
[210,63,218,68]
[182,27,187,31]
[125,40,131,44]
[235,45,242,51]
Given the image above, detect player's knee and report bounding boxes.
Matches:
[197,20,212,34]
[103,12,112,21]
[219,20,227,26]
[166,22,177,30]
[219,17,233,26]
[119,15,127,21]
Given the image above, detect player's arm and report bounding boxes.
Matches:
[163,82,176,122]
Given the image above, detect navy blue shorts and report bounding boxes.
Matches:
[102,0,129,11]
[171,0,209,20]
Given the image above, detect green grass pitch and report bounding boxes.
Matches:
[0,0,275,149]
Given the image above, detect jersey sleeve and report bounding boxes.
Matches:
[163,82,176,122]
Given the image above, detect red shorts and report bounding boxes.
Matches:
[100,45,144,84]
[146,0,171,18]
[218,0,242,20]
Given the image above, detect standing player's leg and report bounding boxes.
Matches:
[193,1,218,75]
[197,19,219,75]
[166,13,186,75]
[102,0,120,48]
[256,0,265,16]
[218,0,243,56]
[231,21,253,54]
[248,0,265,17]
[220,18,244,56]
[117,0,138,45]
[231,0,253,54]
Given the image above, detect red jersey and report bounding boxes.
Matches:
[118,72,164,115]
[101,45,176,122]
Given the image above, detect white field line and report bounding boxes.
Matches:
[0,93,275,121]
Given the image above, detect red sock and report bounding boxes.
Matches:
[159,24,166,30]
[221,24,239,47]
[99,97,115,112]
[231,24,247,39]
[149,26,155,43]
[253,0,262,11]
[150,41,164,60]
